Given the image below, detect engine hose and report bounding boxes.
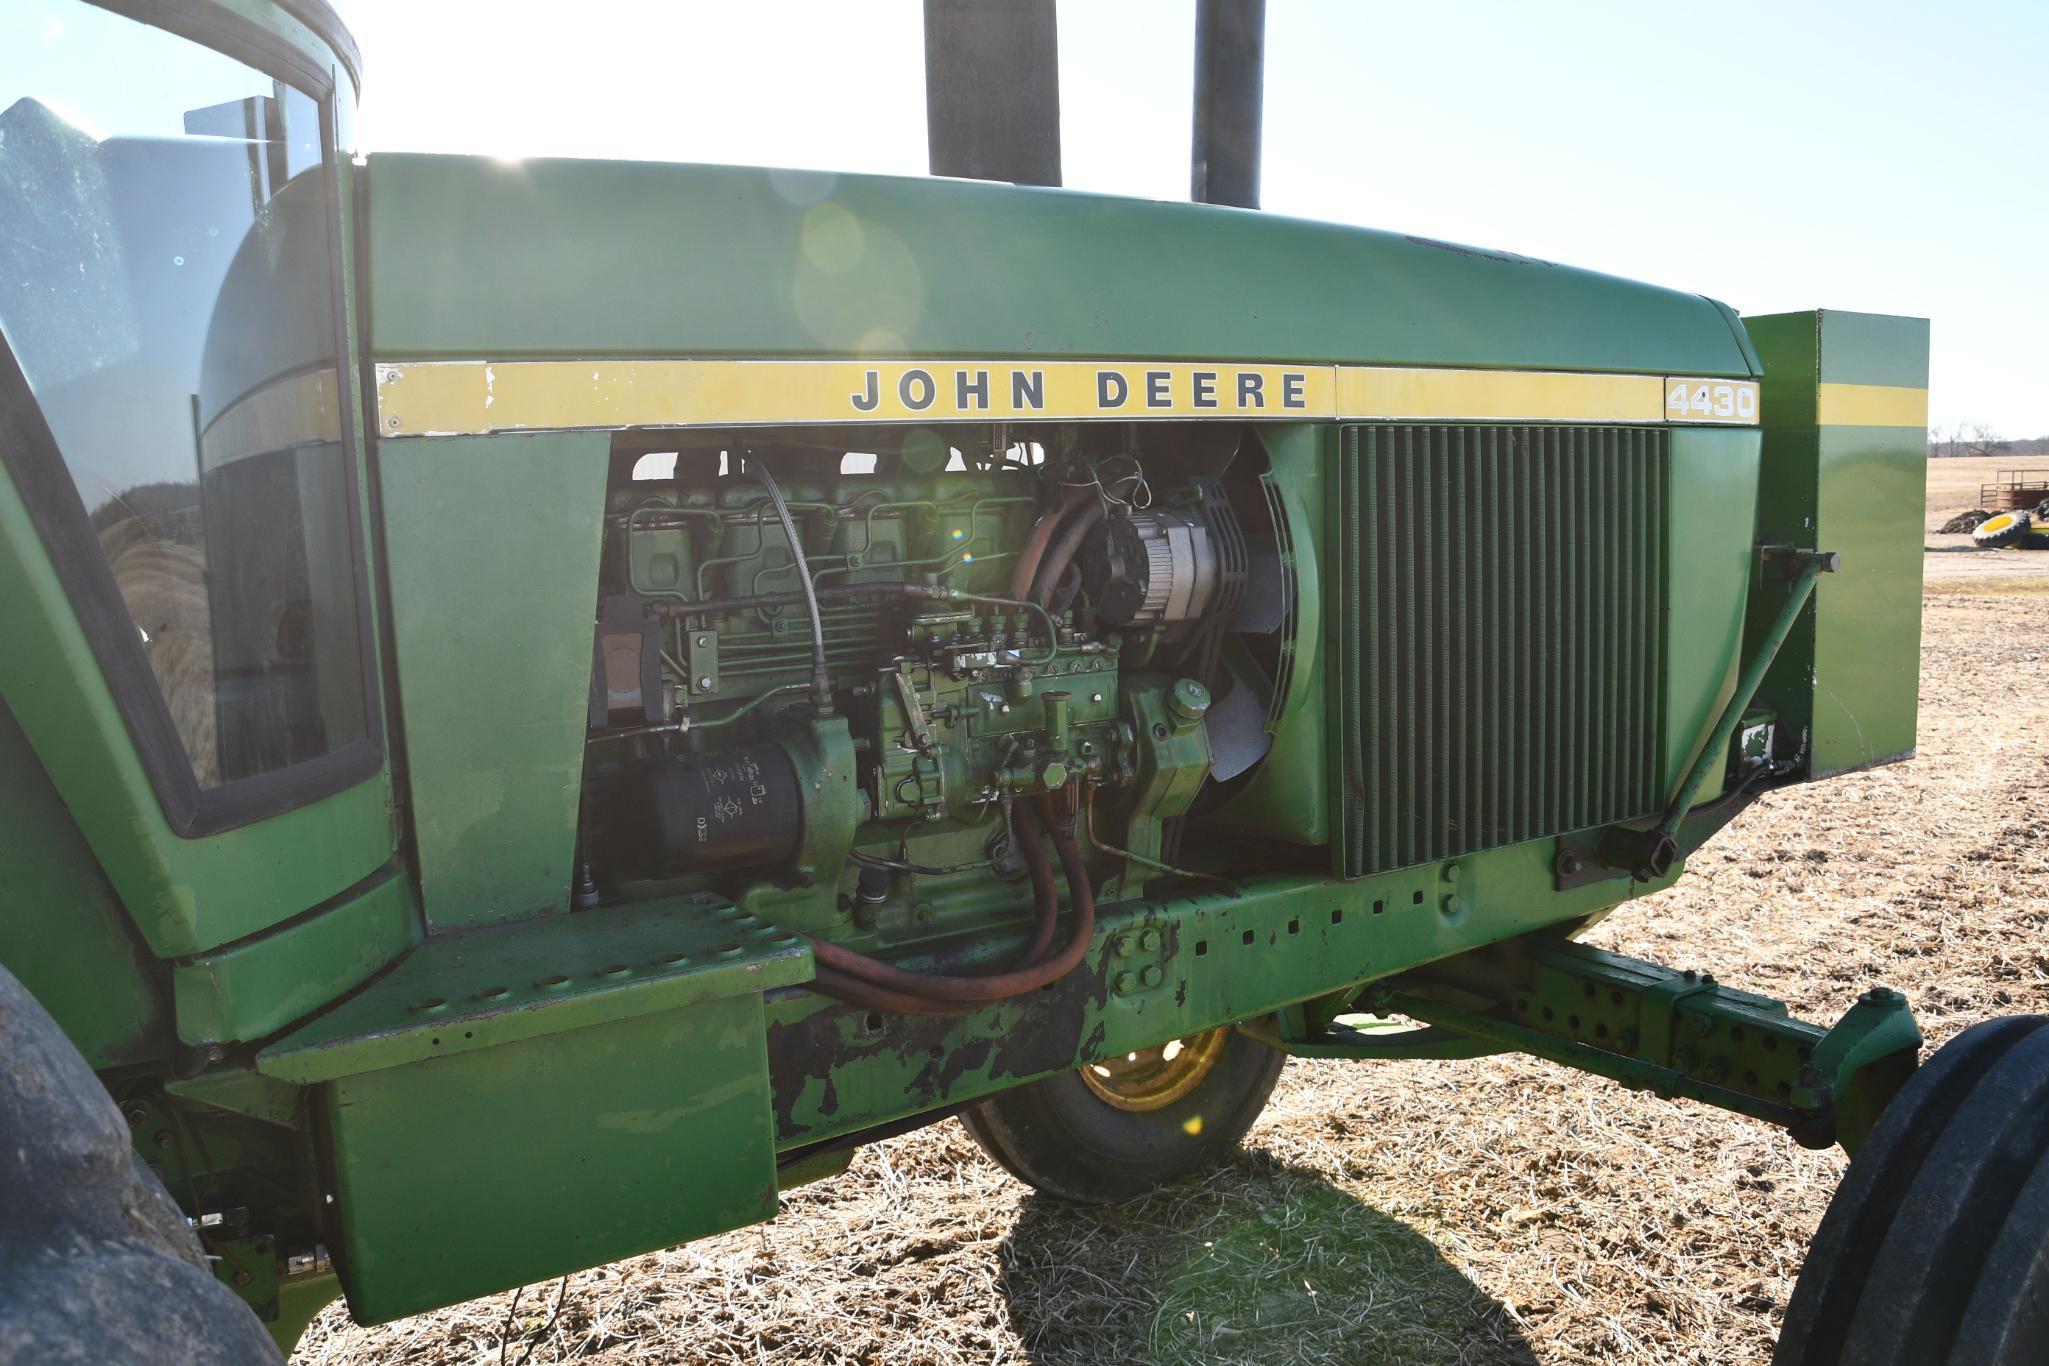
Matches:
[1030,500,1106,608]
[1010,488,1090,600]
[747,456,831,709]
[805,798,1096,1008]
[808,797,1060,1001]
[809,965,979,1018]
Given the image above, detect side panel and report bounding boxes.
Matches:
[378,432,611,927]
[324,993,778,1323]
[1661,426,1763,796]
[1746,311,1929,774]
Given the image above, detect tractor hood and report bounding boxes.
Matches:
[360,152,1757,381]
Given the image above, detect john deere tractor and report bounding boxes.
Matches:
[4,3,2027,1364]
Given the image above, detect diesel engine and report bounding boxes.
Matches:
[578,425,1294,1013]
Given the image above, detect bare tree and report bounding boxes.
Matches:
[1962,422,2007,459]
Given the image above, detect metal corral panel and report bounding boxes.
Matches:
[1333,425,1669,878]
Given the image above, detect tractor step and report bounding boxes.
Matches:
[257,893,810,1084]
[257,893,809,1323]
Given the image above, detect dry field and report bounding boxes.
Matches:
[301,463,2049,1365]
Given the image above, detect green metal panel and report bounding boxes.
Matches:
[365,154,1755,378]
[1746,311,1928,775]
[171,870,419,1047]
[258,892,810,1083]
[0,468,396,958]
[0,697,170,1068]
[1329,426,1669,879]
[377,432,611,927]
[1661,427,1763,797]
[324,992,778,1323]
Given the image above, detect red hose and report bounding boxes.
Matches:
[805,798,1097,1012]
[1010,488,1089,601]
[809,965,978,1017]
[1029,501,1105,608]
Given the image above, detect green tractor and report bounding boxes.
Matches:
[1,3,2026,1363]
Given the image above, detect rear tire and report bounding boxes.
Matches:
[1972,512,2032,548]
[961,1026,1285,1204]
[1776,1015,2049,1366]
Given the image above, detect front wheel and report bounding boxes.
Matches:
[960,1026,1285,1204]
[1776,1014,2049,1366]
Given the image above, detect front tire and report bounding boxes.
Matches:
[960,1026,1285,1204]
[1776,1015,2049,1366]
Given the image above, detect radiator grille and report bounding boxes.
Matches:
[1334,425,1669,878]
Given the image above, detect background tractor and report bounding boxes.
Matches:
[0,3,2025,1364]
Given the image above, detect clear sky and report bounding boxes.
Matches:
[333,0,2047,436]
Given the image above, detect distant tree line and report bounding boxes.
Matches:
[1928,423,2049,458]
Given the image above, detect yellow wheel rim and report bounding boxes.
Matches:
[1078,1028,1230,1112]
[1980,513,2020,536]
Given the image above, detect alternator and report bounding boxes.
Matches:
[1086,508,1224,627]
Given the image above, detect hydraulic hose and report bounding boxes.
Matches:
[1030,500,1106,608]
[747,456,832,710]
[1010,487,1090,600]
[805,798,1096,1012]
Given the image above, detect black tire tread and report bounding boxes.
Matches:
[1776,1015,2049,1366]
[1841,1027,2049,1363]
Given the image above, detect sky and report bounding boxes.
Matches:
[331,0,2049,437]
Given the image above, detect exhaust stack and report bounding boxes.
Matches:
[922,0,1062,187]
[1191,0,1265,208]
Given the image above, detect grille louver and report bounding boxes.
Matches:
[1334,424,1669,879]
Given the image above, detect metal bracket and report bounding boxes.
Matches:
[1636,969,1721,1067]
[684,629,720,696]
[1760,543,1842,584]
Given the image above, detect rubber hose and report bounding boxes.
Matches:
[1030,501,1105,608]
[806,798,1096,1005]
[810,965,980,1017]
[1011,488,1090,600]
[808,798,1059,1001]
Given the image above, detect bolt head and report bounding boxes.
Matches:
[696,676,714,691]
[1139,965,1163,989]
[1439,893,1459,915]
[1138,929,1160,953]
[1114,971,1137,994]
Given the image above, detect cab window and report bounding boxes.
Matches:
[0,0,372,805]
